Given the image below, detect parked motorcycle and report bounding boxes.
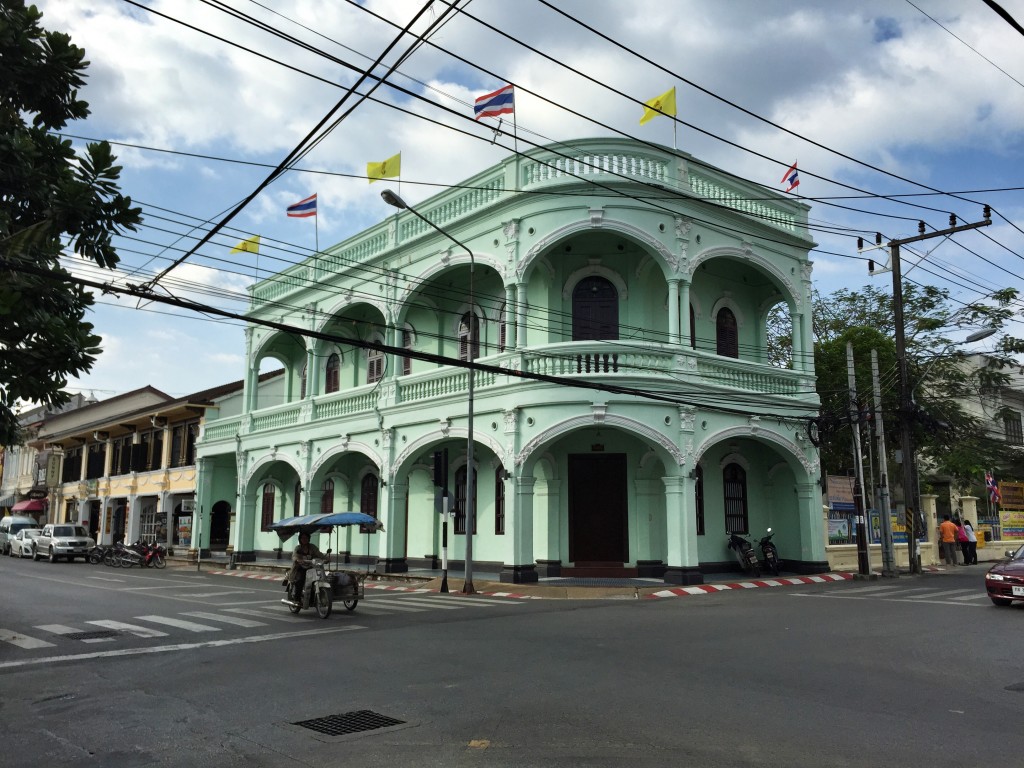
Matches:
[727,532,761,577]
[758,527,780,576]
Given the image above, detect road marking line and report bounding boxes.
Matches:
[171,591,255,598]
[347,601,425,613]
[435,595,524,605]
[0,629,55,649]
[180,611,267,627]
[34,624,79,635]
[905,589,976,599]
[222,607,306,622]
[133,615,221,632]
[839,585,904,594]
[86,576,125,582]
[950,593,989,601]
[391,598,465,610]
[87,620,169,638]
[0,626,365,670]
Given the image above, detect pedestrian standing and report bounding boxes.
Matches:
[962,519,978,565]
[955,518,970,565]
[939,514,959,566]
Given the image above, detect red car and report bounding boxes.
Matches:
[985,545,1024,607]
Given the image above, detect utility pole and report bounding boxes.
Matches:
[847,342,870,576]
[861,208,991,574]
[871,349,897,577]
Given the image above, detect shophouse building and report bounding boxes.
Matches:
[193,138,825,584]
[30,383,246,549]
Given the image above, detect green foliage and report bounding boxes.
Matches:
[0,1,141,445]
[811,283,1022,485]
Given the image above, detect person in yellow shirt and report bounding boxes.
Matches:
[938,514,959,566]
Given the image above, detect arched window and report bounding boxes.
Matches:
[367,348,384,383]
[324,353,340,393]
[402,329,414,376]
[716,307,738,358]
[572,276,619,341]
[695,464,705,535]
[723,463,748,534]
[689,304,696,349]
[494,467,505,535]
[360,473,379,533]
[498,303,507,353]
[458,313,480,362]
[299,362,307,399]
[454,465,477,535]
[321,478,334,516]
[260,483,276,531]
[293,481,302,517]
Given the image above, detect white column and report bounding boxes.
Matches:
[680,280,692,348]
[668,279,680,345]
[515,282,528,348]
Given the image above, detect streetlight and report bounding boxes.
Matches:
[381,189,478,594]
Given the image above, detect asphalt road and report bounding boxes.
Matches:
[0,556,1019,767]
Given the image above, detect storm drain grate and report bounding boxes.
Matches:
[65,630,120,641]
[293,710,405,736]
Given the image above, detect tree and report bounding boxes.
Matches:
[0,1,140,445]
[809,283,1022,486]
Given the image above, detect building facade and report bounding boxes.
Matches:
[195,138,825,584]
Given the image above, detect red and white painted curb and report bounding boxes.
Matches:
[644,572,855,599]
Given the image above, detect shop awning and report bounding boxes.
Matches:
[11,499,46,513]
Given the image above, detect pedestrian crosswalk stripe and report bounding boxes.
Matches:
[841,585,903,594]
[391,597,465,610]
[354,601,426,612]
[950,593,988,601]
[223,607,312,622]
[431,595,522,606]
[34,624,79,635]
[88,620,168,638]
[181,611,267,628]
[0,629,54,649]
[133,615,220,632]
[905,589,976,600]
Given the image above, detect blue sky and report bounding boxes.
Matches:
[33,0,1024,401]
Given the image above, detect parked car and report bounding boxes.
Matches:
[0,516,38,555]
[32,524,95,563]
[984,545,1024,607]
[8,528,42,558]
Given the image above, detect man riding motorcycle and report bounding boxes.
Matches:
[285,531,325,602]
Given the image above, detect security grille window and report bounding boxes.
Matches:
[359,474,379,533]
[695,464,705,535]
[1005,413,1023,445]
[716,308,738,358]
[458,313,480,361]
[402,330,413,375]
[62,447,82,483]
[169,419,200,468]
[367,349,384,383]
[572,276,619,341]
[86,442,105,480]
[689,304,696,349]
[300,362,307,399]
[293,481,302,517]
[140,505,159,543]
[723,463,748,534]
[454,466,478,535]
[260,484,276,531]
[321,479,334,515]
[111,435,133,476]
[325,353,340,394]
[494,467,505,535]
[498,303,507,352]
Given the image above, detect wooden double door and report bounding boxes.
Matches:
[567,454,629,573]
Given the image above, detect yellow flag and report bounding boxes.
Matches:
[639,87,677,125]
[367,152,401,184]
[230,234,260,254]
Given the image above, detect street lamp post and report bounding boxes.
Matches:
[381,190,477,594]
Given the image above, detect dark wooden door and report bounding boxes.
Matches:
[568,454,627,563]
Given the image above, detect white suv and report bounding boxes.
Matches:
[33,524,95,563]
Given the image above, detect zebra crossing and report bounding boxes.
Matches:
[794,583,990,606]
[0,593,522,652]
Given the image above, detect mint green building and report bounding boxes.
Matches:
[194,138,825,584]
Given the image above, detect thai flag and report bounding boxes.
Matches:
[986,472,1001,503]
[474,84,514,121]
[287,193,317,218]
[781,161,799,193]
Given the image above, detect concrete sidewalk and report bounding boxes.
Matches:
[172,554,862,599]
